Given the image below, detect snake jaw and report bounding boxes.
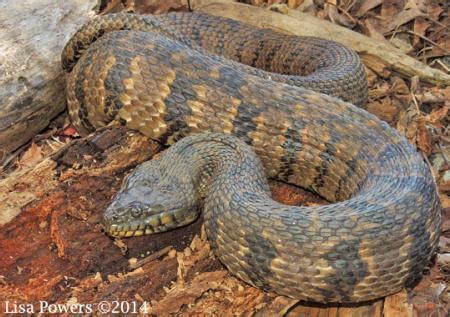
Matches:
[103,204,199,238]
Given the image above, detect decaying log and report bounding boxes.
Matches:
[190,0,450,86]
[0,0,99,156]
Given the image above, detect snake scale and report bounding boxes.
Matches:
[62,12,441,303]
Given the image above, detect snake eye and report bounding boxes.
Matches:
[130,205,143,218]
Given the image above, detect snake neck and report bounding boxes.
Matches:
[159,133,271,201]
[102,133,271,237]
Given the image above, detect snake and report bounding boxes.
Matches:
[62,12,441,303]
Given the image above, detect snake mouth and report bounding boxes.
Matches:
[103,207,199,238]
[104,214,172,238]
[106,222,157,238]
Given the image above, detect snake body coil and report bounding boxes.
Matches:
[62,12,441,303]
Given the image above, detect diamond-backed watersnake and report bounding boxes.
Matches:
[62,12,441,303]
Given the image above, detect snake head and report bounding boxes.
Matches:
[103,160,199,238]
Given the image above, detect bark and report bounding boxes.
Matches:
[0,0,99,156]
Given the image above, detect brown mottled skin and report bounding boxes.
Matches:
[62,12,441,303]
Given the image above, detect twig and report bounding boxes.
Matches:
[425,16,449,32]
[386,29,450,54]
[429,59,449,73]
[128,245,173,270]
[407,30,450,54]
[324,1,358,25]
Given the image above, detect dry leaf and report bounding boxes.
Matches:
[389,36,413,53]
[364,19,387,41]
[437,253,450,268]
[365,67,378,86]
[396,101,420,142]
[442,217,450,233]
[133,0,188,14]
[99,0,127,14]
[381,0,403,19]
[287,0,303,9]
[385,7,426,33]
[413,16,431,47]
[415,89,449,103]
[367,97,400,124]
[18,143,43,167]
[416,117,433,156]
[438,236,450,253]
[440,171,450,192]
[404,0,426,12]
[62,126,80,137]
[428,3,443,20]
[423,105,449,128]
[295,0,316,14]
[441,194,450,210]
[391,76,410,95]
[355,0,383,17]
[325,3,355,28]
[410,75,420,93]
[361,55,392,78]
